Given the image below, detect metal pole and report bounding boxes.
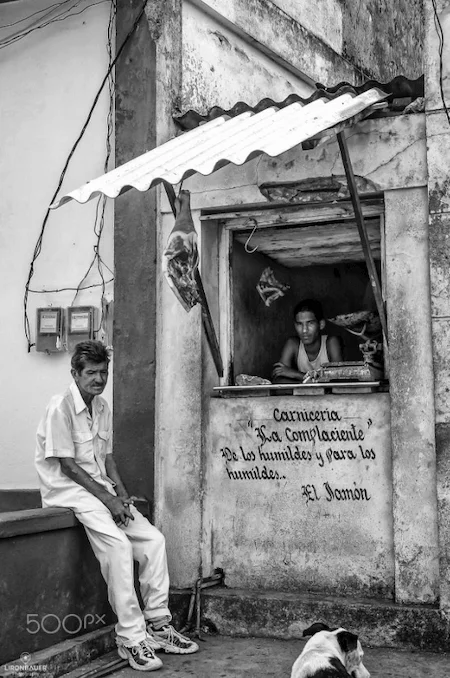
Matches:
[337,132,389,345]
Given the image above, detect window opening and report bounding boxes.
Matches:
[203,199,387,394]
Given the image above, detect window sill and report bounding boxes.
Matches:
[212,382,388,398]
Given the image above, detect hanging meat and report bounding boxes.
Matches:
[162,189,201,312]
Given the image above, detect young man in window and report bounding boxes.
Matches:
[272,299,343,383]
[35,340,198,672]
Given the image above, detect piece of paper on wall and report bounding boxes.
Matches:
[162,190,201,312]
[256,267,290,307]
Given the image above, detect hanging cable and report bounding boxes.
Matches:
[23,0,149,351]
[71,0,116,335]
[0,0,105,51]
[431,0,450,126]
[0,0,73,30]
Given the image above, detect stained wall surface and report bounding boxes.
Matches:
[204,394,394,598]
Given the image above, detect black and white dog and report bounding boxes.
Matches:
[290,622,370,678]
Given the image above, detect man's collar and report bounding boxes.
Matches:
[70,381,88,414]
[69,381,104,415]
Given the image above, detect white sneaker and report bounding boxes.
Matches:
[117,637,163,671]
[146,623,199,654]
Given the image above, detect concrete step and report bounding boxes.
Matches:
[0,625,116,678]
[0,592,190,678]
[201,587,450,652]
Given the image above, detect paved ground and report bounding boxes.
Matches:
[104,635,449,677]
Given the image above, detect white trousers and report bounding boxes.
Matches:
[76,505,171,645]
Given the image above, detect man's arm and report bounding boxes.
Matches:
[58,458,134,526]
[104,454,134,502]
[272,337,305,383]
[326,335,344,363]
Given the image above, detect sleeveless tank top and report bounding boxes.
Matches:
[297,335,329,373]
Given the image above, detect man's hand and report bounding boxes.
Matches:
[272,362,303,381]
[105,495,134,527]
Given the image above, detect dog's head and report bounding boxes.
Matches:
[302,623,370,678]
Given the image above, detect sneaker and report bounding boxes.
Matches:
[117,638,163,671]
[146,623,199,654]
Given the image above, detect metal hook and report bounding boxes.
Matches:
[244,218,258,254]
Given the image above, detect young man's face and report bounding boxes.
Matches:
[294,311,325,346]
[72,361,109,401]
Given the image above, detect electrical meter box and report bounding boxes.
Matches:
[36,308,64,353]
[66,306,96,352]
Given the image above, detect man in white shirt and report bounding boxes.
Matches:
[35,340,198,672]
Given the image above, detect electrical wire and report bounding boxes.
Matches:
[431,0,450,126]
[23,0,149,351]
[28,279,114,294]
[0,1,111,52]
[70,0,116,334]
[0,0,90,50]
[0,0,73,30]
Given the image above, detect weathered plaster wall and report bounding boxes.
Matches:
[158,113,430,591]
[182,1,312,113]
[184,0,423,97]
[185,0,355,91]
[0,0,113,489]
[114,0,158,502]
[342,0,424,81]
[181,114,427,210]
[384,187,439,604]
[273,0,343,53]
[424,0,450,612]
[204,394,394,598]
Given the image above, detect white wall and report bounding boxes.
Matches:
[0,0,114,488]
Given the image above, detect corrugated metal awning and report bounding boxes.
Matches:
[51,87,388,209]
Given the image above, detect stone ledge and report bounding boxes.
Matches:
[0,499,151,539]
[0,508,78,538]
[202,588,450,652]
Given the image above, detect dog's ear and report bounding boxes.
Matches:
[302,622,331,637]
[336,630,358,653]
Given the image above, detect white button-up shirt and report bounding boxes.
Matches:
[35,381,116,512]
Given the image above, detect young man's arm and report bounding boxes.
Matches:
[272,337,306,383]
[326,335,344,362]
[58,458,134,526]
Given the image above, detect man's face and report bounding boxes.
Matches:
[294,311,324,346]
[72,361,109,400]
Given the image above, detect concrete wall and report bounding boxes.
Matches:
[185,0,424,92]
[341,0,424,81]
[204,394,394,598]
[154,0,315,587]
[156,110,440,605]
[0,0,113,490]
[424,0,450,613]
[113,0,158,503]
[0,509,113,665]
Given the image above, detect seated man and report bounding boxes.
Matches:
[272,299,343,383]
[35,340,198,672]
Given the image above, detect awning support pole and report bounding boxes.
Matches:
[336,132,389,345]
[163,182,224,377]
